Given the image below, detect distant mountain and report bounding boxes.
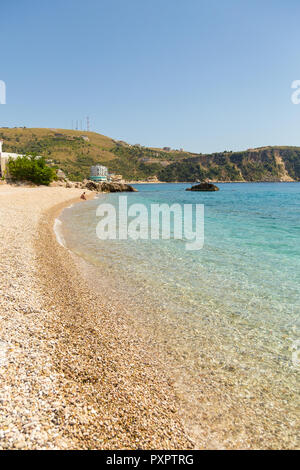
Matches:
[0,128,299,182]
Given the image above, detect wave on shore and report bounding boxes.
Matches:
[53,218,66,247]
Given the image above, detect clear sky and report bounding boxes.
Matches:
[1,0,300,153]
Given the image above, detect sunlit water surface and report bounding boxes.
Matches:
[58,183,300,448]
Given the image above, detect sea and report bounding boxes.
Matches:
[56,182,300,448]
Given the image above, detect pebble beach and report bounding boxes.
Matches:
[0,185,192,450]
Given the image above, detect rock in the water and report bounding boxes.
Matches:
[186,182,219,192]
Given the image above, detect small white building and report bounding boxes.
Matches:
[0,140,23,177]
[90,164,109,182]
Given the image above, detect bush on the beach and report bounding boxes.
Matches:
[7,154,56,185]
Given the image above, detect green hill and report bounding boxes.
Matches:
[1,127,300,182]
[159,147,300,182]
[0,127,193,181]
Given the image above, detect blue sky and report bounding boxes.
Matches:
[1,0,300,153]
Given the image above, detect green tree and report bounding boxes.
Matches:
[7,154,56,185]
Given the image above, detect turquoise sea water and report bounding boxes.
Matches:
[59,183,300,448]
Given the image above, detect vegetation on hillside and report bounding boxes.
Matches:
[0,128,115,181]
[159,148,300,182]
[1,128,300,182]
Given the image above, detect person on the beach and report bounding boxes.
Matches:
[80,192,87,200]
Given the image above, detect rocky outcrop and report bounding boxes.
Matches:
[84,181,98,191]
[273,152,294,182]
[101,182,137,192]
[186,182,219,191]
[56,169,67,180]
[50,180,137,192]
[85,181,138,192]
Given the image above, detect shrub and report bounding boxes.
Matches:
[7,154,56,185]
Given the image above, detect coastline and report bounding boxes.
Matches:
[1,184,298,450]
[55,184,300,450]
[0,185,192,449]
[127,180,299,184]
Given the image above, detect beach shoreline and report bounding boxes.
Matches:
[56,184,300,450]
[0,185,192,450]
[1,184,298,450]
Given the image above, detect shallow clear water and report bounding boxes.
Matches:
[59,183,300,448]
